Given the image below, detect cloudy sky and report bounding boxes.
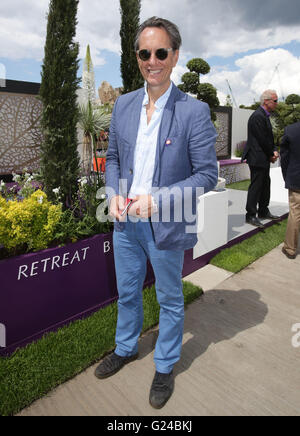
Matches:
[0,0,300,105]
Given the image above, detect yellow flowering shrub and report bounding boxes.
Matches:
[0,190,62,252]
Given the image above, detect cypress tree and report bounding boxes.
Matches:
[119,0,144,94]
[39,0,80,207]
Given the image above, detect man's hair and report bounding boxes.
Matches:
[260,89,277,105]
[134,16,182,51]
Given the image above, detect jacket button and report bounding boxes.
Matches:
[129,169,133,175]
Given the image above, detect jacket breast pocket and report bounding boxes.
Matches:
[161,135,190,176]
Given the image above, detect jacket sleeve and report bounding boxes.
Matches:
[105,98,121,202]
[249,114,275,158]
[280,131,290,181]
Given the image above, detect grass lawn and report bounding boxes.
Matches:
[226,179,250,191]
[0,281,201,417]
[210,219,287,273]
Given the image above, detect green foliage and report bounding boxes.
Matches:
[180,72,199,94]
[179,57,219,121]
[0,190,62,255]
[51,173,112,246]
[197,83,219,109]
[239,102,260,110]
[39,0,81,208]
[78,103,112,137]
[186,58,210,76]
[285,93,300,106]
[225,94,233,107]
[270,100,300,145]
[0,174,113,260]
[0,172,41,201]
[78,102,111,176]
[119,0,144,93]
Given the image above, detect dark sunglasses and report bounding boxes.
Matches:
[137,48,173,61]
[268,98,278,103]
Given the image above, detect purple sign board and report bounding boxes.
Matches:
[0,230,215,357]
[0,233,122,356]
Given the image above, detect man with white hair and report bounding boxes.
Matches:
[242,89,280,228]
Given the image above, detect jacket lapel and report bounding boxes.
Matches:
[153,85,179,177]
[130,88,144,137]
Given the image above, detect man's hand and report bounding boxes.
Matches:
[128,194,155,219]
[109,195,126,221]
[270,151,279,163]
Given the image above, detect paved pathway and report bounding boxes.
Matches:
[18,243,300,416]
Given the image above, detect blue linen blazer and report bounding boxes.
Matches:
[105,84,218,251]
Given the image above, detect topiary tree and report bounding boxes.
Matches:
[119,0,144,94]
[225,94,233,107]
[187,58,211,76]
[178,57,219,121]
[39,0,80,208]
[285,93,300,107]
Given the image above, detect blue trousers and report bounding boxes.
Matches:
[113,220,185,374]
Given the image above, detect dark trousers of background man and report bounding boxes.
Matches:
[284,189,300,256]
[246,166,271,218]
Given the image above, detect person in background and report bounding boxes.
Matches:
[94,16,218,409]
[242,89,280,228]
[280,120,300,259]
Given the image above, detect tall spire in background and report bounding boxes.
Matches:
[82,44,96,105]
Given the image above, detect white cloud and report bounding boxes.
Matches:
[0,0,300,104]
[0,16,45,60]
[207,48,300,106]
[2,0,300,63]
[77,0,121,63]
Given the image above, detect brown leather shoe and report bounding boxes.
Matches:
[282,247,296,260]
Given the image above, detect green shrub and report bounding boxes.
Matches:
[0,190,62,254]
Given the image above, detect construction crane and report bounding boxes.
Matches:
[226,79,238,108]
[268,63,285,102]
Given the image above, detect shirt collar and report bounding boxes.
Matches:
[261,105,271,117]
[143,81,173,109]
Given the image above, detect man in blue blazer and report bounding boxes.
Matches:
[95,16,218,409]
[280,121,300,259]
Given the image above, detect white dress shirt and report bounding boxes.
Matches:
[129,82,173,198]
